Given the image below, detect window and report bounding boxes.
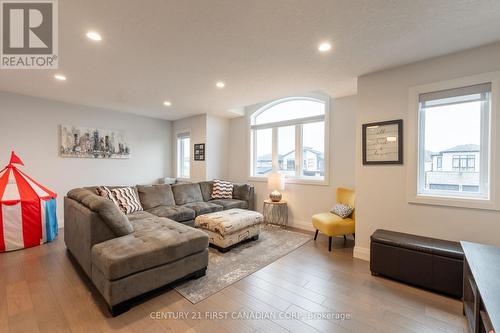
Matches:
[250,97,327,182]
[418,83,491,198]
[278,126,295,176]
[176,132,190,179]
[429,184,460,191]
[452,155,476,172]
[253,128,272,176]
[436,156,442,170]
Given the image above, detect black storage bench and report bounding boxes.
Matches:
[370,229,464,298]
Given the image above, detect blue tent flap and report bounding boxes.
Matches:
[45,198,58,242]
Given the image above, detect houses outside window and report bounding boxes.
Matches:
[418,83,491,198]
[250,97,328,182]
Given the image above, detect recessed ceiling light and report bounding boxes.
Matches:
[318,42,332,52]
[216,81,225,88]
[54,74,67,81]
[163,100,172,107]
[86,31,102,41]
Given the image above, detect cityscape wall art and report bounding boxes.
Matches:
[60,125,131,159]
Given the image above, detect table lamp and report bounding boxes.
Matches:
[267,171,285,202]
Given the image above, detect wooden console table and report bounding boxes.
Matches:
[461,241,500,333]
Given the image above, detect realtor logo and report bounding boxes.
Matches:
[1,0,58,69]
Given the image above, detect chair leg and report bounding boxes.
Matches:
[329,237,333,252]
[314,230,318,241]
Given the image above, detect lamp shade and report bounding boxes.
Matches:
[267,171,285,191]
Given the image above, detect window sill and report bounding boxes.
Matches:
[248,176,329,186]
[408,194,500,211]
[176,177,190,182]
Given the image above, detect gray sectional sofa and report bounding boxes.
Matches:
[64,181,254,315]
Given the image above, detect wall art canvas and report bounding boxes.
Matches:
[60,125,131,159]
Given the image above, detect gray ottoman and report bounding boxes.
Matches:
[195,208,264,252]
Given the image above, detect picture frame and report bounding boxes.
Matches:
[59,125,130,159]
[362,119,403,165]
[194,143,205,161]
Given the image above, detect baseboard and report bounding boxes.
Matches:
[353,246,370,261]
[287,219,315,232]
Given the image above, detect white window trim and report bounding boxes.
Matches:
[175,129,191,181]
[246,93,330,186]
[417,89,490,199]
[407,71,500,211]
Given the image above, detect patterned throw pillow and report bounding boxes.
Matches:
[331,203,353,218]
[111,187,143,214]
[96,186,121,208]
[211,179,234,199]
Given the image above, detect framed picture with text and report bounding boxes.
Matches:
[362,119,403,165]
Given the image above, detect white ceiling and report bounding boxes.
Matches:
[2,0,500,120]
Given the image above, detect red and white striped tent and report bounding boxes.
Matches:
[0,152,58,252]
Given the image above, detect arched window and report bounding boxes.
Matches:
[250,96,328,181]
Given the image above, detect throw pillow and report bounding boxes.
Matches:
[111,187,144,214]
[331,203,353,218]
[211,179,234,199]
[96,186,121,207]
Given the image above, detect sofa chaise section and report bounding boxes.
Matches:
[64,188,209,315]
[91,212,208,308]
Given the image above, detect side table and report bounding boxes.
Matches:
[263,199,288,228]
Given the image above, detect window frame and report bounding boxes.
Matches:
[407,72,500,211]
[176,130,191,180]
[417,86,490,199]
[247,95,330,185]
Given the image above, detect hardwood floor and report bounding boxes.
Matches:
[0,231,467,333]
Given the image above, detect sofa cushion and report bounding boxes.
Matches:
[182,202,223,216]
[91,217,208,280]
[67,188,134,236]
[198,181,214,202]
[137,184,175,210]
[233,184,251,201]
[172,183,204,205]
[126,210,158,223]
[147,205,195,222]
[209,198,248,210]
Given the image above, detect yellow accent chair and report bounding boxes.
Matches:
[312,187,355,252]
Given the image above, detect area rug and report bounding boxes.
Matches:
[174,225,312,304]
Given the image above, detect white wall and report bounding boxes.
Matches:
[228,95,357,230]
[172,114,230,182]
[0,92,172,225]
[206,115,229,180]
[172,114,207,182]
[354,42,500,260]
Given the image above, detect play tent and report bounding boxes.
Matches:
[0,152,58,252]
